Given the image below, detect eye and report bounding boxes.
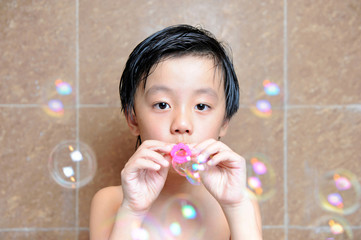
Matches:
[195,103,210,111]
[154,102,170,110]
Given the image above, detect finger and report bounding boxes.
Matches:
[192,138,217,152]
[149,144,175,155]
[207,151,244,167]
[140,149,170,167]
[140,140,174,151]
[190,139,216,160]
[193,139,230,162]
[124,159,162,174]
[158,162,170,178]
[125,150,169,173]
[139,140,175,158]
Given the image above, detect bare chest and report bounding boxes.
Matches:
[139,194,230,240]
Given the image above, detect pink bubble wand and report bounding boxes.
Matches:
[170,143,208,185]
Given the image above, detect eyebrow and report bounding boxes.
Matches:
[145,85,172,97]
[145,85,219,100]
[194,88,219,100]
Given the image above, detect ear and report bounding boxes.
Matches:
[219,119,230,138]
[125,109,140,136]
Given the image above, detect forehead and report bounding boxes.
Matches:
[142,55,224,92]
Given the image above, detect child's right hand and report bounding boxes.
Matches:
[120,140,173,214]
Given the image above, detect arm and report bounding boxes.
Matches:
[90,186,149,240]
[222,197,262,240]
[194,139,263,240]
[89,140,173,240]
[108,205,148,240]
[89,187,123,240]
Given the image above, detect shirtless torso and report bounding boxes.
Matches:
[90,172,231,240]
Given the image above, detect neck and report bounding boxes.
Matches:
[162,172,190,194]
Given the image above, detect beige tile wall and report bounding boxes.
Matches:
[1,0,360,239]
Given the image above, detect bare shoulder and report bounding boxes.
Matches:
[92,186,123,206]
[91,185,123,217]
[90,186,123,240]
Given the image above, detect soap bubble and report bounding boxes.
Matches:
[42,79,75,119]
[48,140,97,189]
[263,79,280,96]
[130,215,164,240]
[100,212,161,240]
[169,222,181,236]
[131,228,149,240]
[173,160,207,185]
[171,143,207,185]
[317,169,360,215]
[309,215,353,239]
[248,79,282,118]
[160,194,205,239]
[140,214,164,239]
[250,99,272,118]
[246,153,276,202]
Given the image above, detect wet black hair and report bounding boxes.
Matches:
[119,24,239,120]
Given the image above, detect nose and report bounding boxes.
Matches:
[170,108,193,135]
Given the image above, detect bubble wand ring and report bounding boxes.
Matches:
[170,143,192,164]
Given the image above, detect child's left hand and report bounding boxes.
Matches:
[192,139,247,207]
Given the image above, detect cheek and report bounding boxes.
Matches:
[194,117,224,138]
[138,115,169,139]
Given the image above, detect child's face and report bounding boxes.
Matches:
[127,55,229,144]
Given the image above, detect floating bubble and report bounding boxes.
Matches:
[327,193,343,209]
[48,140,97,189]
[181,203,197,219]
[140,214,166,239]
[170,143,207,185]
[55,79,72,95]
[131,228,149,240]
[42,79,75,119]
[169,222,181,236]
[263,80,280,96]
[184,169,201,185]
[250,99,272,118]
[161,194,205,239]
[47,99,64,115]
[248,176,262,189]
[246,153,276,202]
[99,212,162,240]
[249,79,282,118]
[334,175,352,191]
[317,169,360,215]
[252,158,267,175]
[309,215,353,239]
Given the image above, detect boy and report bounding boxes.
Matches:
[90,24,262,240]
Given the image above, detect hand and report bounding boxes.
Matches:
[120,140,173,214]
[193,139,247,207]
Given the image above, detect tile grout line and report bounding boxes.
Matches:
[75,0,80,239]
[283,0,289,239]
[2,225,361,233]
[1,103,360,109]
[0,227,89,233]
[75,0,80,151]
[286,104,361,110]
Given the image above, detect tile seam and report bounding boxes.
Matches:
[1,104,360,109]
[283,0,289,239]
[1,225,360,232]
[75,0,80,239]
[0,227,89,232]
